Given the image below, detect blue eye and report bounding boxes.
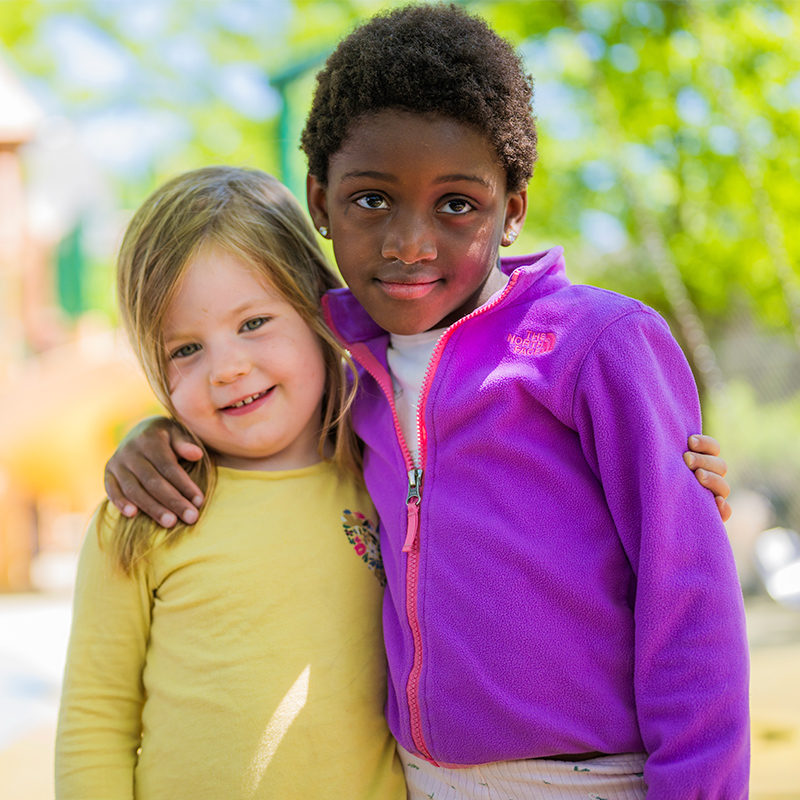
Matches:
[242,316,269,332]
[356,194,389,210]
[171,343,201,359]
[439,198,473,215]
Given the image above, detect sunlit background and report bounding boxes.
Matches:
[1,1,799,797]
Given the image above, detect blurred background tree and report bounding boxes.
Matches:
[0,0,798,590]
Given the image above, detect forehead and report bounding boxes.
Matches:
[164,247,280,329]
[328,109,506,187]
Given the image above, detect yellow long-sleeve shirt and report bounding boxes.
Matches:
[56,462,404,800]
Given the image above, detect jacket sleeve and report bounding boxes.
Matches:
[55,508,153,800]
[571,309,749,800]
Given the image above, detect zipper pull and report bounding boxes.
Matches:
[405,468,423,505]
[403,468,423,552]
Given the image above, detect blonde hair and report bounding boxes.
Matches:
[106,166,360,572]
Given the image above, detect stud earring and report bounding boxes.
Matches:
[505,229,517,244]
[318,226,329,238]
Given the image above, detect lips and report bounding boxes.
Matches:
[375,272,440,300]
[220,388,272,415]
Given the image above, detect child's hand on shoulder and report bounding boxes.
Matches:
[104,417,204,528]
[684,434,731,522]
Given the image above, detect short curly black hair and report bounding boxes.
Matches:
[301,3,537,193]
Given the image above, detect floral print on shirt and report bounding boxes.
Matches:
[342,510,386,586]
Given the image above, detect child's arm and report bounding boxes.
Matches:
[55,509,152,800]
[106,419,732,524]
[573,312,749,798]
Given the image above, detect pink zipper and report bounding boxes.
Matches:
[322,275,520,762]
[340,342,429,561]
[340,340,436,761]
[401,272,520,762]
[321,299,422,565]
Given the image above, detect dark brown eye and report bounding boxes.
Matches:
[440,198,472,215]
[356,194,389,210]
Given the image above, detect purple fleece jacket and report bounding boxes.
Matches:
[323,248,749,799]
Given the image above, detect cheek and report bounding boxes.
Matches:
[166,368,201,418]
[469,219,503,251]
[332,240,366,281]
[462,230,502,273]
[166,363,180,395]
[307,347,328,387]
[297,341,329,405]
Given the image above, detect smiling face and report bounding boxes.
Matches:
[163,245,328,471]
[307,110,527,335]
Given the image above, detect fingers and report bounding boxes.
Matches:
[683,451,728,479]
[684,434,732,522]
[683,451,733,523]
[690,467,730,500]
[104,471,139,519]
[103,417,204,528]
[152,429,204,509]
[169,426,205,464]
[716,495,732,524]
[687,434,721,457]
[108,455,200,528]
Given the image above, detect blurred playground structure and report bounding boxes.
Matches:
[0,53,160,591]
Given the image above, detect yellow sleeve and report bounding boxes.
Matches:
[55,508,154,800]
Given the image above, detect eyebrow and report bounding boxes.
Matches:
[164,300,265,342]
[434,173,492,189]
[340,170,492,189]
[230,300,261,317]
[340,170,394,182]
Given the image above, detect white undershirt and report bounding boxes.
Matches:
[386,328,445,465]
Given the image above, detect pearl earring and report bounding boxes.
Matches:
[318,226,328,238]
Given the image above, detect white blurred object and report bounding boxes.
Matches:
[723,490,774,593]
[754,527,800,609]
[0,52,43,145]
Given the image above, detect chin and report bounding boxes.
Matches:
[382,314,442,336]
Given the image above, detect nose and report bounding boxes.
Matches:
[381,210,437,264]
[209,345,251,386]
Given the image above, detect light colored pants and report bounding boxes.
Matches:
[398,744,647,799]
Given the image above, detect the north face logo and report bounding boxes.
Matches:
[507,330,556,356]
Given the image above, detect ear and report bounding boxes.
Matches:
[501,188,528,247]
[306,173,330,233]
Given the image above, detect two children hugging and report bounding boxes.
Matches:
[58,5,748,800]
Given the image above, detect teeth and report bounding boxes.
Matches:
[230,391,265,408]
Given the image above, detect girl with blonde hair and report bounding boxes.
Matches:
[56,166,404,799]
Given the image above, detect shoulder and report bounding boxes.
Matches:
[319,464,376,523]
[550,282,658,327]
[568,292,699,419]
[502,249,653,325]
[73,503,154,589]
[548,283,672,351]
[212,463,375,522]
[82,501,120,555]
[496,279,673,371]
[499,260,657,329]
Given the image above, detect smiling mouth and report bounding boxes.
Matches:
[223,389,270,410]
